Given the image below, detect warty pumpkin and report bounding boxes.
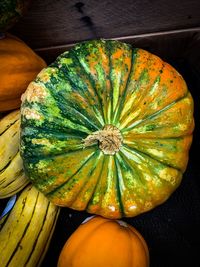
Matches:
[57,216,149,267]
[0,33,46,112]
[20,39,194,219]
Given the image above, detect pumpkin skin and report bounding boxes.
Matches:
[0,0,32,32]
[57,216,149,267]
[20,40,194,219]
[0,33,46,112]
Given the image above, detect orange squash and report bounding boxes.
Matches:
[20,40,194,219]
[0,33,46,112]
[57,216,149,267]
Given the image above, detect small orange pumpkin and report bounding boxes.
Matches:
[57,216,149,267]
[0,33,46,112]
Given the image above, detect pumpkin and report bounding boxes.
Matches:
[0,33,46,112]
[20,40,194,219]
[0,0,32,32]
[57,216,149,267]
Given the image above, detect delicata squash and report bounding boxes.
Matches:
[20,40,194,219]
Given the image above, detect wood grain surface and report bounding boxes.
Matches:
[31,28,199,64]
[11,0,200,49]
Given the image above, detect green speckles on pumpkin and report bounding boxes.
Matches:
[54,51,105,128]
[31,136,83,157]
[107,41,132,123]
[32,147,97,195]
[71,40,112,124]
[145,124,156,131]
[148,75,161,95]
[47,149,101,204]
[36,159,51,173]
[59,57,73,65]
[35,73,98,134]
[119,69,150,129]
[21,107,44,126]
[121,146,182,189]
[20,39,194,219]
[38,67,58,80]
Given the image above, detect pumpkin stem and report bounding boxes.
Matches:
[84,125,123,155]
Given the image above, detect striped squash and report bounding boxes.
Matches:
[0,184,60,267]
[20,40,194,219]
[0,110,29,198]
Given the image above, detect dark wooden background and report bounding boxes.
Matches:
[11,0,200,50]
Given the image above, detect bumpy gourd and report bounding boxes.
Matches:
[20,40,194,219]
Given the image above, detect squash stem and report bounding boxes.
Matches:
[83,125,123,155]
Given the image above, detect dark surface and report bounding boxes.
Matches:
[39,30,200,267]
[10,0,200,48]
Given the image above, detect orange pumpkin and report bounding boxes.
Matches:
[57,216,149,267]
[0,33,46,112]
[20,40,194,219]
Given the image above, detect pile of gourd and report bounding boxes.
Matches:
[0,1,194,267]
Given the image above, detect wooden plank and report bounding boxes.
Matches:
[33,27,200,65]
[11,0,200,49]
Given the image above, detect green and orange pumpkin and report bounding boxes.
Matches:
[20,40,194,219]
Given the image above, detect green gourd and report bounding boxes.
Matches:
[20,40,194,219]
